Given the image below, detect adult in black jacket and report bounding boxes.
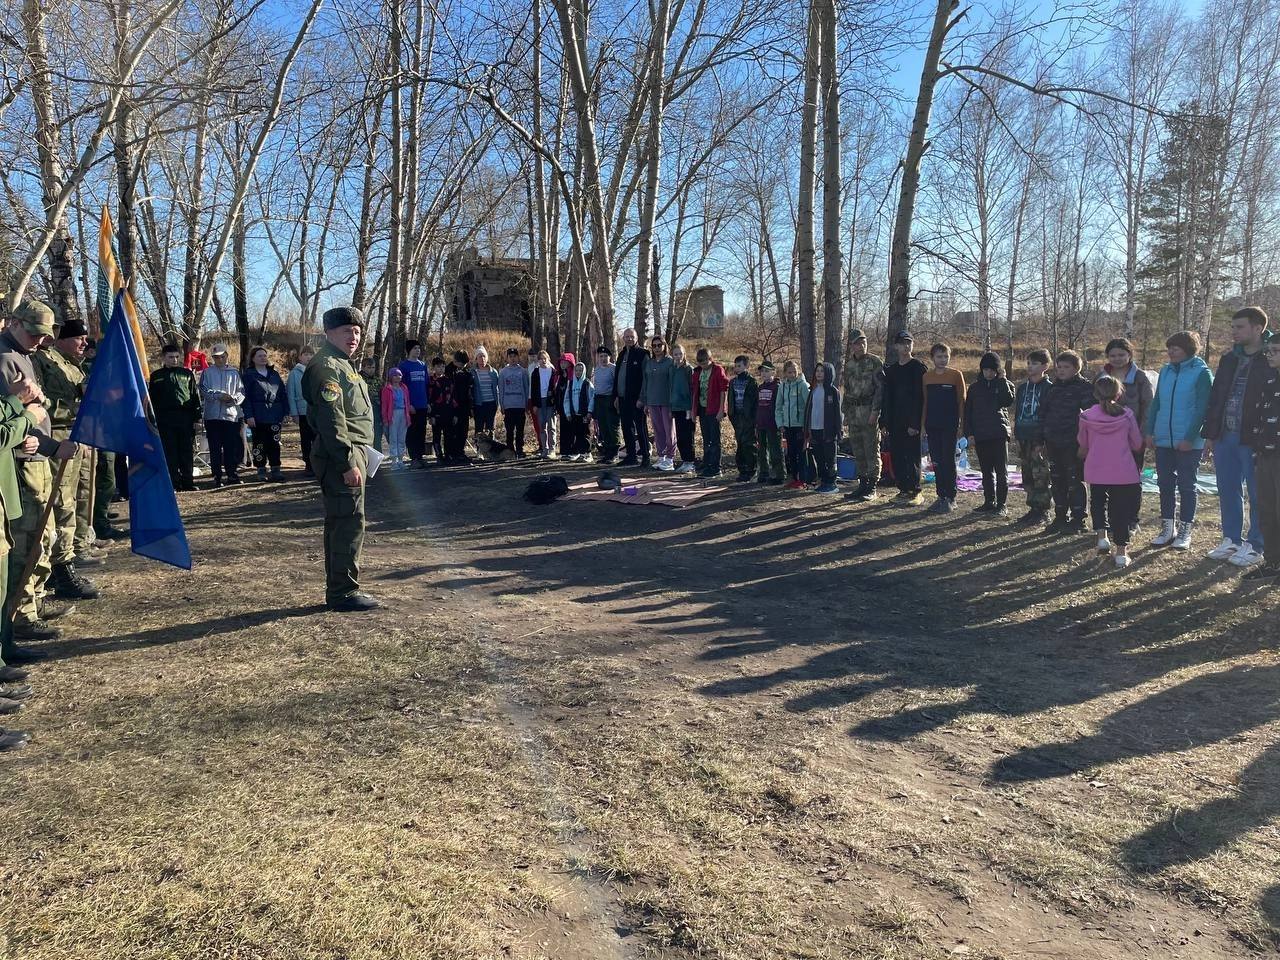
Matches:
[1203,307,1272,562]
[613,328,650,465]
[880,332,928,501]
[1039,351,1094,532]
[803,361,844,492]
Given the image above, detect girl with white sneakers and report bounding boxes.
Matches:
[1079,375,1145,568]
[1144,330,1213,551]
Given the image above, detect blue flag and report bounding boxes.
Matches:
[72,292,192,570]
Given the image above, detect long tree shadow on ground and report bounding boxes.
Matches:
[363,465,1277,926]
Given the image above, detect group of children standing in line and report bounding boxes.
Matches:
[363,305,1280,579]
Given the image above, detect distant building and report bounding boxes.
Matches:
[448,249,537,335]
[671,285,726,339]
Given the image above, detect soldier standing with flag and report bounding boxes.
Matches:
[35,314,102,601]
[303,307,379,612]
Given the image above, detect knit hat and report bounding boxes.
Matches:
[12,300,55,338]
[979,351,1003,373]
[56,313,89,339]
[323,306,363,331]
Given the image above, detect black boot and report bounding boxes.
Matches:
[1046,512,1070,534]
[52,563,100,601]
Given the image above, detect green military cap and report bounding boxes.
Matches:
[13,300,55,338]
[849,329,868,342]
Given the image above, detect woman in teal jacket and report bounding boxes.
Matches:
[1144,330,1213,548]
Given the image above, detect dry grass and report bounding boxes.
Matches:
[3,433,1277,958]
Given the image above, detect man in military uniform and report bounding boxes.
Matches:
[0,301,81,645]
[34,314,101,601]
[0,374,47,748]
[842,329,885,501]
[303,307,378,612]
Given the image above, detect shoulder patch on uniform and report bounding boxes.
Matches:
[320,380,342,402]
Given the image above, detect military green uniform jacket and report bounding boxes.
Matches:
[0,396,39,552]
[842,354,885,417]
[149,366,202,422]
[303,342,374,472]
[34,345,85,436]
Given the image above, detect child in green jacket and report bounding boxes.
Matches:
[775,360,810,489]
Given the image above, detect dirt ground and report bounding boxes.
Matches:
[2,436,1278,959]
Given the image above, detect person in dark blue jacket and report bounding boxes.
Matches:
[243,346,290,481]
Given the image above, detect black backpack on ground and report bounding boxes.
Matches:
[523,475,570,505]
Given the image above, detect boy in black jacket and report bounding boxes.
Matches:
[1040,350,1094,533]
[965,351,1016,516]
[728,355,760,481]
[446,350,473,464]
[150,343,202,490]
[805,361,843,494]
[881,331,929,505]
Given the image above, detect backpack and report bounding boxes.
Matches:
[523,475,570,505]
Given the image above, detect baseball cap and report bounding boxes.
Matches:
[13,300,55,338]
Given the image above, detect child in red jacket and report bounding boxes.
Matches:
[381,367,415,469]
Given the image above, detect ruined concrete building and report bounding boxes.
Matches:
[670,285,726,339]
[448,250,538,335]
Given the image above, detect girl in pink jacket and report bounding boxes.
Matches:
[381,367,415,469]
[1078,375,1145,567]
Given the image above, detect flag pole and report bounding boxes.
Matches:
[4,457,71,627]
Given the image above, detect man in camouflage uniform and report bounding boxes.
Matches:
[303,307,379,612]
[34,314,101,601]
[0,374,44,747]
[842,329,885,501]
[0,301,82,645]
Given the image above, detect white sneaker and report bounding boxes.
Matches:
[1151,519,1177,547]
[1115,553,1131,568]
[1229,543,1263,567]
[677,462,696,474]
[1096,534,1112,553]
[1208,537,1241,561]
[581,454,595,464]
[657,458,675,472]
[1171,521,1194,550]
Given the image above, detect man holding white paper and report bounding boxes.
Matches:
[303,307,379,612]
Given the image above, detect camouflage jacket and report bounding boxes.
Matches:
[842,353,885,418]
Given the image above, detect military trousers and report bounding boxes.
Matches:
[49,438,82,566]
[1018,440,1052,513]
[314,446,367,605]
[0,552,13,664]
[11,459,55,625]
[75,445,95,553]
[846,406,881,486]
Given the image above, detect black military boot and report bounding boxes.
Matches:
[51,563,101,601]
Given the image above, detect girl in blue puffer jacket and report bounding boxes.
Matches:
[1144,330,1213,549]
